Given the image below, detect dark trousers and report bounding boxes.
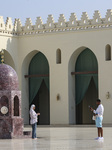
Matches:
[32,123,37,138]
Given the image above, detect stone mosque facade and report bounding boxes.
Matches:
[0,9,112,125]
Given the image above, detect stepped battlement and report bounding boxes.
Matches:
[1,9,112,36]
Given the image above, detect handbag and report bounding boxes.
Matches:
[92,115,96,120]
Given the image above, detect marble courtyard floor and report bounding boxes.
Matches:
[0,126,112,150]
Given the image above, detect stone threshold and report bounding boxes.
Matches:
[24,124,112,128]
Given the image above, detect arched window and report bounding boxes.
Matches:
[56,49,61,64]
[105,44,111,61]
[14,96,19,116]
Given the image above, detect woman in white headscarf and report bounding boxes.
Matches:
[30,104,40,139]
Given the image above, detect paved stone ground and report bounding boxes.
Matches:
[0,127,112,150]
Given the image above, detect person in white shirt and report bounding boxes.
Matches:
[30,104,40,139]
[90,99,104,140]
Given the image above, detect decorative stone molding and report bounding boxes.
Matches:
[0,9,112,36]
[24,18,33,31]
[15,19,22,33]
[46,15,55,29]
[57,14,66,28]
[6,17,13,31]
[68,13,77,27]
[91,10,102,24]
[0,16,5,30]
[105,9,112,23]
[34,17,43,30]
[80,12,89,25]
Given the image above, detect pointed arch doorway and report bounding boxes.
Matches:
[29,52,50,125]
[75,48,98,124]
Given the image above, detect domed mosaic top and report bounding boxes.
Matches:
[0,64,19,90]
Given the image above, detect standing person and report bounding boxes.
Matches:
[30,104,40,139]
[90,99,104,140]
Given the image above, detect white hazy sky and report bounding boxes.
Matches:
[0,0,112,24]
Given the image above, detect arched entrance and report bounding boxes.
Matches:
[75,48,98,124]
[29,52,50,125]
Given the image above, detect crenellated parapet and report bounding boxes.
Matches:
[1,9,112,36]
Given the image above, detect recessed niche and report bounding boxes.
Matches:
[14,95,19,116]
[56,49,61,64]
[105,44,111,61]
